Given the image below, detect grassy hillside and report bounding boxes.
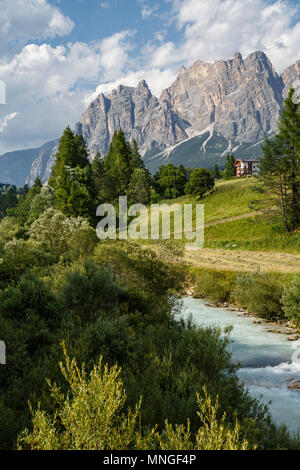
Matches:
[140,178,300,273]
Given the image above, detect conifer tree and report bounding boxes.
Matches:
[260,88,300,232]
[224,154,236,178]
[49,127,95,222]
[127,168,151,204]
[102,129,134,201]
[213,163,221,179]
[92,151,104,199]
[131,139,145,170]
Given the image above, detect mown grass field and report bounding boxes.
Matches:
[141,177,300,273]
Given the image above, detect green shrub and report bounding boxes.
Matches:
[193,271,232,303]
[233,273,284,320]
[60,260,121,324]
[18,348,253,450]
[282,276,300,326]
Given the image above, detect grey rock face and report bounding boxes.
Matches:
[162,51,284,144]
[26,140,59,186]
[0,139,58,187]
[75,51,291,163]
[76,80,189,157]
[1,51,300,186]
[281,61,300,97]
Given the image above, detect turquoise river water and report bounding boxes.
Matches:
[182,296,300,432]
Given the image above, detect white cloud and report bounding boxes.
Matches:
[1,0,300,155]
[0,112,19,134]
[85,67,177,103]
[151,42,177,67]
[141,4,159,19]
[165,0,300,72]
[99,30,136,79]
[0,30,136,152]
[0,0,74,55]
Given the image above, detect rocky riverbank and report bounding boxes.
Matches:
[186,283,300,340]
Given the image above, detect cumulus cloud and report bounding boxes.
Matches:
[0,30,136,152]
[85,67,177,103]
[0,0,74,55]
[0,112,19,134]
[99,30,136,79]
[1,0,300,154]
[165,0,300,72]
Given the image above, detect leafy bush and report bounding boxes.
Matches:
[185,168,215,198]
[18,348,253,450]
[282,276,300,326]
[193,271,233,303]
[0,239,56,288]
[0,217,22,252]
[60,260,121,324]
[26,185,55,225]
[28,208,97,257]
[233,273,285,320]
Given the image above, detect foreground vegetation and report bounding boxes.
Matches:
[1,89,300,451]
[0,184,298,450]
[0,208,286,450]
[18,346,252,451]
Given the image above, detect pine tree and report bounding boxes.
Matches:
[49,127,95,222]
[127,168,151,204]
[50,127,78,182]
[213,163,221,179]
[92,151,104,199]
[131,140,145,170]
[8,177,42,224]
[101,129,135,202]
[260,88,300,232]
[3,187,18,212]
[224,154,236,178]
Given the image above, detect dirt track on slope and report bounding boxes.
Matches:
[205,211,262,227]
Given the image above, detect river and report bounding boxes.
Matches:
[182,296,300,432]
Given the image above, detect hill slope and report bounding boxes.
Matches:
[143,178,300,273]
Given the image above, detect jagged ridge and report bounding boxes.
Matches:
[0,51,299,184]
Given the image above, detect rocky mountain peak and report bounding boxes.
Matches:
[137,79,149,89]
[233,52,243,64]
[2,50,300,186]
[74,50,293,163]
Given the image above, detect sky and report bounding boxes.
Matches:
[0,0,300,154]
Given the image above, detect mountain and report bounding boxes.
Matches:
[281,60,300,97]
[1,51,300,185]
[75,80,189,157]
[0,139,58,187]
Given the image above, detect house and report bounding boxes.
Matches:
[235,157,260,177]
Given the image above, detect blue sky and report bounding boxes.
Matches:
[0,0,300,154]
[48,1,175,47]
